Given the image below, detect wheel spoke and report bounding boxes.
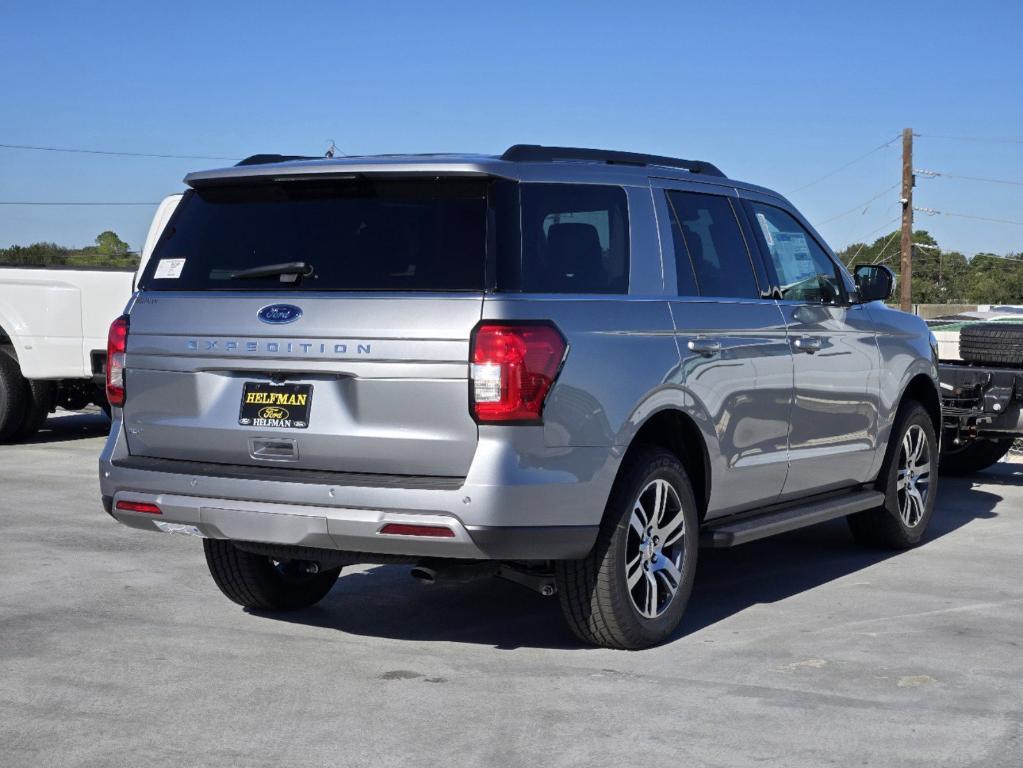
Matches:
[902,432,914,466]
[630,506,646,537]
[896,468,909,491]
[914,461,930,480]
[655,555,682,590]
[651,481,666,533]
[659,510,686,547]
[645,572,659,617]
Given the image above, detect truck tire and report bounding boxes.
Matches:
[848,402,938,549]
[203,539,341,611]
[0,351,30,443]
[555,447,699,650]
[959,324,1023,366]
[940,437,1014,476]
[12,380,54,441]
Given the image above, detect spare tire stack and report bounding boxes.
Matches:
[959,323,1023,366]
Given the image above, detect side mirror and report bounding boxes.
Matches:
[853,264,895,303]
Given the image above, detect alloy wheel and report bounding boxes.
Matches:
[626,479,687,618]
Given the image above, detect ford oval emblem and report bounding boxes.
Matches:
[257,304,303,324]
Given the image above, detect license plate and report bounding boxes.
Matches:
[238,383,313,429]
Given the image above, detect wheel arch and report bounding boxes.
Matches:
[616,408,711,521]
[898,372,941,439]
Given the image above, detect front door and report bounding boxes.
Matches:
[742,199,881,498]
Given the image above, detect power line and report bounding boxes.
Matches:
[917,133,1023,146]
[786,134,900,195]
[915,169,1023,188]
[818,183,900,225]
[914,206,1023,228]
[842,216,901,263]
[0,142,238,161]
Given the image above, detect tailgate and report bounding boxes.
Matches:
[122,293,482,477]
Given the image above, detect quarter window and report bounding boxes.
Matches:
[666,191,759,299]
[748,203,845,304]
[516,184,629,294]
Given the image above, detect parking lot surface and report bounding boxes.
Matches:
[1,412,1021,767]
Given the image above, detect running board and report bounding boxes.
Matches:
[700,490,885,548]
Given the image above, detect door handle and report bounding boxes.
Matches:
[688,338,722,357]
[793,336,822,354]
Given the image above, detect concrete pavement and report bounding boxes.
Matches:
[1,412,1020,767]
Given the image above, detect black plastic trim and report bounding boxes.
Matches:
[466,524,599,560]
[111,455,465,490]
[501,144,725,177]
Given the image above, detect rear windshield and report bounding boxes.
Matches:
[139,177,630,294]
[139,178,489,291]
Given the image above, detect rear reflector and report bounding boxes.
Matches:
[115,500,162,515]
[379,523,456,538]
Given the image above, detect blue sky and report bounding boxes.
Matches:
[2,0,1022,256]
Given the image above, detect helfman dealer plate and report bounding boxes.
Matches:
[238,382,313,429]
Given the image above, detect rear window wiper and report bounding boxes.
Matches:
[229,261,315,283]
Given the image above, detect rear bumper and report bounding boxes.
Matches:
[98,425,614,561]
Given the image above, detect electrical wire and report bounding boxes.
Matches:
[841,216,901,263]
[0,142,238,161]
[914,207,1023,228]
[915,169,1023,188]
[817,183,900,225]
[917,133,1023,146]
[786,135,900,195]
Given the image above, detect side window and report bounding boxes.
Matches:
[748,203,845,305]
[518,184,629,294]
[666,191,759,299]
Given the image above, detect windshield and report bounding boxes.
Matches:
[138,177,489,292]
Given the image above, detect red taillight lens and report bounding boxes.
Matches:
[115,500,161,515]
[106,315,128,407]
[379,523,456,538]
[470,323,566,423]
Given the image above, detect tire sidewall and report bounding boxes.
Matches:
[609,454,699,644]
[882,405,939,545]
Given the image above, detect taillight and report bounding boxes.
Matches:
[106,315,129,407]
[470,322,567,423]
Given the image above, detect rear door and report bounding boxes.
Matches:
[653,182,794,517]
[123,177,488,478]
[741,198,881,496]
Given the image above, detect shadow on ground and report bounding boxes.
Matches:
[256,471,1006,650]
[24,411,110,445]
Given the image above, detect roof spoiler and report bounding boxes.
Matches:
[235,154,320,167]
[500,144,725,177]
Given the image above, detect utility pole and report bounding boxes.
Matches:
[899,127,914,312]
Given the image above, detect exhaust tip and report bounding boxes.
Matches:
[410,566,437,584]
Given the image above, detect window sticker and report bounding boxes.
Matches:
[154,258,186,279]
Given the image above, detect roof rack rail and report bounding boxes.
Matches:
[500,144,725,177]
[235,154,320,167]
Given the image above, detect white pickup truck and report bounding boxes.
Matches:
[0,195,181,442]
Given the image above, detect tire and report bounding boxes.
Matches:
[940,437,1014,476]
[203,539,342,611]
[0,351,30,443]
[848,402,938,549]
[555,447,699,650]
[959,323,1023,367]
[12,380,54,441]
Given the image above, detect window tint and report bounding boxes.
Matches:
[664,194,698,296]
[666,191,759,299]
[748,203,845,304]
[515,184,629,294]
[139,179,488,292]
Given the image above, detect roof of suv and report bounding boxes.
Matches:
[184,145,787,203]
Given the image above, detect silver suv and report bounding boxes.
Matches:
[99,145,941,649]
